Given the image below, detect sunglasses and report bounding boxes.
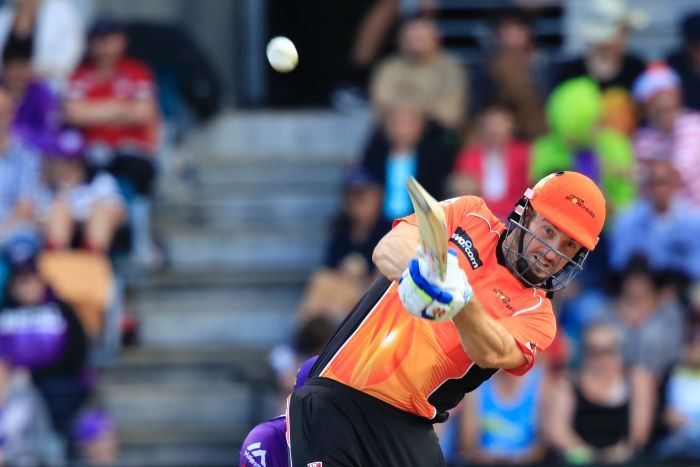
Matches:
[585,345,618,357]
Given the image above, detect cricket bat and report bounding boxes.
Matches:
[405,177,448,281]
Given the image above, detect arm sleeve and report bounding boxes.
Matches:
[496,305,557,376]
[392,195,485,233]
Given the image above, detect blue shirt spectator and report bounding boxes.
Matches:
[0,139,40,221]
[608,161,700,280]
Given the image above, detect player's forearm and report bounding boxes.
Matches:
[452,298,526,369]
[372,223,420,280]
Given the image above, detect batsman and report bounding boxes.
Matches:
[288,171,606,466]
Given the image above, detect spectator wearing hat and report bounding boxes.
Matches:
[65,17,161,268]
[556,0,648,136]
[0,0,85,88]
[0,247,90,440]
[39,128,125,253]
[557,0,647,92]
[1,36,59,149]
[632,62,700,208]
[0,85,43,245]
[667,12,700,112]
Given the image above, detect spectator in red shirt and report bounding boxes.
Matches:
[449,103,530,221]
[64,17,161,268]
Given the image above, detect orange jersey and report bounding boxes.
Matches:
[317,196,556,419]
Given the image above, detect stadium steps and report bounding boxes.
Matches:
[100,346,276,466]
[103,110,370,465]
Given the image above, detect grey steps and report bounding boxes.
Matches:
[137,297,296,346]
[161,225,327,271]
[102,346,273,384]
[132,269,310,290]
[183,109,371,160]
[192,158,345,192]
[154,194,338,229]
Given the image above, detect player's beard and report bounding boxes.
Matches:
[515,256,549,286]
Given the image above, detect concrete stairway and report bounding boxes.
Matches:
[98,110,371,465]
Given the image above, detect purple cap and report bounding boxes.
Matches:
[41,129,86,161]
[240,416,289,467]
[72,409,114,443]
[293,355,318,391]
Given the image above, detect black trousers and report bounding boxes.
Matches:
[288,377,446,467]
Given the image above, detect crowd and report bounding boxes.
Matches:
[0,0,215,463]
[272,1,700,465]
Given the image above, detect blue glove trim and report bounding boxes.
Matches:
[408,259,454,304]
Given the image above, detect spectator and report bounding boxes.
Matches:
[633,62,700,208]
[1,38,59,148]
[557,0,646,92]
[609,161,700,280]
[0,360,63,464]
[546,323,655,464]
[449,103,530,222]
[72,408,118,466]
[362,103,457,220]
[0,86,43,245]
[470,8,549,139]
[556,0,647,135]
[530,77,636,215]
[298,168,391,322]
[0,0,85,88]
[0,247,91,440]
[604,259,684,380]
[65,17,161,269]
[458,367,546,465]
[39,128,125,253]
[369,17,467,130]
[667,12,700,112]
[654,324,700,460]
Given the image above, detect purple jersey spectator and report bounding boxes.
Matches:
[13,80,60,148]
[239,356,317,467]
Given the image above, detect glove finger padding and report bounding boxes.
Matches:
[398,249,473,322]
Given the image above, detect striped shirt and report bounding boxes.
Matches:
[634,111,700,206]
[0,140,42,221]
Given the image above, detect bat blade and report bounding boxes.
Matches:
[405,177,448,281]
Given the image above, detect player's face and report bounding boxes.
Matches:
[521,213,582,280]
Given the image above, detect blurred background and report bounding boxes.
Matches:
[2,0,700,465]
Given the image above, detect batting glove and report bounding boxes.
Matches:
[398,248,473,322]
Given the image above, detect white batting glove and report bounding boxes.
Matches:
[398,248,473,322]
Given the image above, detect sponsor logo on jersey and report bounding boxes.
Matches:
[527,341,538,355]
[307,463,323,467]
[492,288,514,312]
[565,194,595,218]
[243,442,266,467]
[450,227,483,269]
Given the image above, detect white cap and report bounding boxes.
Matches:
[632,62,681,103]
[579,0,649,45]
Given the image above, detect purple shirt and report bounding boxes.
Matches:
[239,416,288,467]
[12,80,60,149]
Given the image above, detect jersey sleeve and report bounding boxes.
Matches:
[392,195,486,233]
[497,303,557,376]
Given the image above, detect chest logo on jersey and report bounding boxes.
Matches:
[492,288,515,312]
[450,227,483,269]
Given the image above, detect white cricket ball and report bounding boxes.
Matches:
[266,36,298,73]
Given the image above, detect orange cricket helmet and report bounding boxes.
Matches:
[529,171,606,251]
[503,171,607,292]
